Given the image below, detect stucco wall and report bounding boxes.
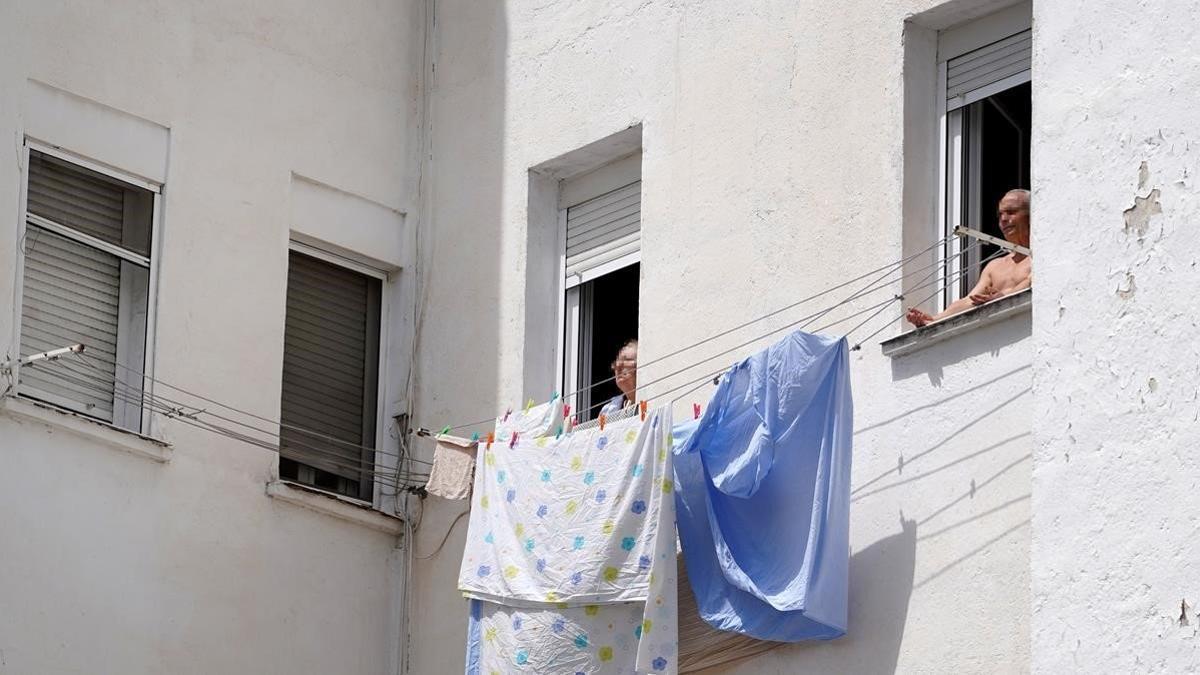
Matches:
[1030,1,1200,672]
[409,1,1032,673]
[0,1,422,672]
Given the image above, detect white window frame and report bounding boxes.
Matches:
[554,160,641,420]
[10,139,164,435]
[936,8,1031,310]
[284,239,392,506]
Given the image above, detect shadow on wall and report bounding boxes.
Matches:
[408,1,508,674]
[890,311,1032,385]
[699,519,918,675]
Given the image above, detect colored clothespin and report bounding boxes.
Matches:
[639,400,648,421]
[486,432,495,449]
[440,425,451,436]
[563,403,571,418]
[693,403,701,420]
[470,432,480,444]
[551,391,559,402]
[525,398,535,413]
[509,431,518,448]
[599,414,607,431]
[555,424,563,439]
[568,415,576,433]
[503,408,511,422]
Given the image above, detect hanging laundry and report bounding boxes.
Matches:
[424,433,479,500]
[674,330,852,641]
[494,398,564,440]
[460,404,678,674]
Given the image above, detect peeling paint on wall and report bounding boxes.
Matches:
[1123,188,1162,238]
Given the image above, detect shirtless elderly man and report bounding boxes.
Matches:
[906,189,1032,328]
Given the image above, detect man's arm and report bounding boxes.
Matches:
[905,264,996,327]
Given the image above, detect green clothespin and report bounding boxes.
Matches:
[470,432,480,444]
[440,425,451,436]
[551,391,559,402]
[555,424,563,439]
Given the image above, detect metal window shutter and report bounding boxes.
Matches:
[26,151,128,250]
[565,180,641,280]
[279,252,380,485]
[19,225,121,420]
[946,29,1031,110]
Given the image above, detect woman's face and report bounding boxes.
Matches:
[613,343,638,397]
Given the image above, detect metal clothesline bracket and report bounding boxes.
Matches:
[953,226,1030,257]
[0,343,85,374]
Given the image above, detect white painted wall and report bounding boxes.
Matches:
[408,1,1032,673]
[1030,1,1200,672]
[0,1,423,672]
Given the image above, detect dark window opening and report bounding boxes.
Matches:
[954,81,1031,296]
[571,263,639,421]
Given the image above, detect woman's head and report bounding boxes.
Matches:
[612,339,638,401]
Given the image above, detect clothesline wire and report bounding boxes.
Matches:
[76,350,422,467]
[35,359,431,488]
[65,353,432,469]
[641,248,1006,412]
[440,234,956,433]
[847,247,1009,350]
[570,240,987,422]
[39,360,430,486]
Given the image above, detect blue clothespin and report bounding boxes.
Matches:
[470,432,480,444]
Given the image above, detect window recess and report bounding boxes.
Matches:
[279,249,382,502]
[939,24,1031,308]
[16,148,157,432]
[560,178,641,421]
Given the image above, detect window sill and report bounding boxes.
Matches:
[0,394,173,463]
[880,288,1032,358]
[266,480,405,536]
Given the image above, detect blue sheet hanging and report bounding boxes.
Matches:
[673,330,852,641]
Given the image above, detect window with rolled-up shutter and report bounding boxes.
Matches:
[18,149,154,430]
[564,180,640,285]
[945,29,1031,111]
[279,250,381,501]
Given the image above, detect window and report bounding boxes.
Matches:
[939,19,1031,307]
[560,175,641,421]
[279,248,381,501]
[17,147,157,432]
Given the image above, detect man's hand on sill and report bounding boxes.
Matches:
[906,287,1019,328]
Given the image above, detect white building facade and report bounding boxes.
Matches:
[1,1,1196,674]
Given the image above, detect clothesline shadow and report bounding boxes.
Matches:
[889,310,1031,387]
[854,364,1029,436]
[738,517,917,675]
[851,387,1031,500]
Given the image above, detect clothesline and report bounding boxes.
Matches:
[428,241,1001,433]
[32,357,432,492]
[436,235,957,434]
[17,234,1001,493]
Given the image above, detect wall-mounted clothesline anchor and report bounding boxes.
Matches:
[0,343,85,374]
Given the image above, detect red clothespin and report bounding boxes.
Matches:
[639,400,648,421]
[509,431,518,448]
[486,432,495,449]
[568,415,577,433]
[599,414,606,431]
[693,403,701,420]
[563,403,571,418]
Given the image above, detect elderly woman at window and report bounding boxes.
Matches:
[599,339,638,416]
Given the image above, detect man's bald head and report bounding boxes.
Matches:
[1004,189,1031,210]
